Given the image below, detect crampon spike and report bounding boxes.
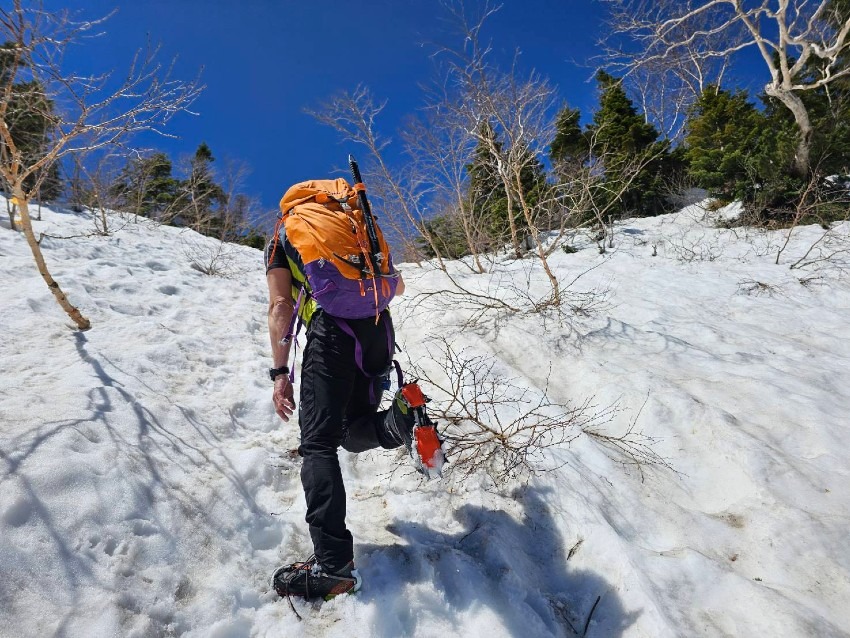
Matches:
[413,423,445,479]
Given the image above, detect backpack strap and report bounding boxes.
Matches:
[330,314,395,404]
[279,287,307,384]
[392,359,404,388]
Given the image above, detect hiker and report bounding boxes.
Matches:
[265,177,426,601]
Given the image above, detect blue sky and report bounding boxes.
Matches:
[59,1,606,221]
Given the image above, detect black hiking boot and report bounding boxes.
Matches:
[272,555,361,600]
[386,387,417,452]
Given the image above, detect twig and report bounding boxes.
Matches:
[582,595,602,636]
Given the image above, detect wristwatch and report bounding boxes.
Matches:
[269,366,290,381]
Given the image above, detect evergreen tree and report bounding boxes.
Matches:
[237,227,268,251]
[684,86,771,199]
[111,152,179,218]
[549,105,585,170]
[176,142,227,234]
[586,71,673,217]
[0,43,60,201]
[465,122,546,248]
[417,212,470,259]
[466,122,509,248]
[750,44,850,214]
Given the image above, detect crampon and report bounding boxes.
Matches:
[398,382,446,479]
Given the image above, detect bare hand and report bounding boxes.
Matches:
[273,376,296,422]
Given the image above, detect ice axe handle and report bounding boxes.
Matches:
[348,155,382,270]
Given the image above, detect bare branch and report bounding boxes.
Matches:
[0,0,203,329]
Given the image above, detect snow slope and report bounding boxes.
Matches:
[1,200,849,637]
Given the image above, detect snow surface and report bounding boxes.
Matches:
[1,199,849,637]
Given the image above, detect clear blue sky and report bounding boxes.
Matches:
[59,0,606,222]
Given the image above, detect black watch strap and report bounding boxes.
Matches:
[269,366,290,381]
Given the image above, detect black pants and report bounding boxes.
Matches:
[298,310,403,573]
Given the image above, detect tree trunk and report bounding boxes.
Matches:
[15,189,91,330]
[497,163,522,258]
[766,85,814,177]
[457,195,485,273]
[7,199,18,231]
[514,173,560,305]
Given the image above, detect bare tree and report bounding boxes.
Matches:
[402,100,489,272]
[69,153,125,235]
[603,0,850,176]
[553,124,667,250]
[625,53,729,142]
[0,1,202,329]
[306,87,436,268]
[437,2,564,305]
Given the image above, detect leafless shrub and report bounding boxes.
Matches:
[798,274,828,288]
[727,225,780,260]
[736,278,784,297]
[66,154,136,236]
[664,229,724,262]
[771,173,850,273]
[173,157,257,277]
[408,337,672,483]
[790,224,850,274]
[400,256,612,336]
[180,231,239,277]
[581,397,676,483]
[408,337,592,482]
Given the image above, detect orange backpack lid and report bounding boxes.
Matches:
[279,178,355,216]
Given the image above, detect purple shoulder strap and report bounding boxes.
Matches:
[331,314,396,404]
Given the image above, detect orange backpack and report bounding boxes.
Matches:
[277,178,398,320]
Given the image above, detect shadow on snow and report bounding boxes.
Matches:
[355,486,638,637]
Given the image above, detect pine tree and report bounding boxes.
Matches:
[111,152,179,218]
[176,142,227,234]
[684,86,770,199]
[466,122,509,248]
[465,122,546,249]
[549,105,585,170]
[417,212,470,259]
[587,71,672,217]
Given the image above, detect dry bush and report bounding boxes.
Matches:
[180,231,240,277]
[400,256,612,336]
[581,396,676,483]
[664,229,725,262]
[774,174,850,273]
[407,336,672,483]
[790,225,850,275]
[736,278,784,297]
